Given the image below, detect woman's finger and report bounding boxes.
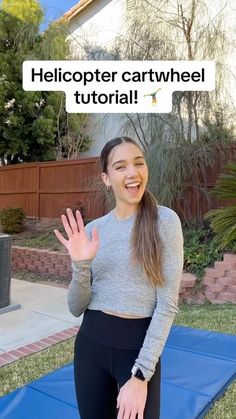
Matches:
[66,208,79,234]
[61,214,73,239]
[75,209,85,234]
[54,229,68,248]
[117,405,125,419]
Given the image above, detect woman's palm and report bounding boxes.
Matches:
[54,208,99,262]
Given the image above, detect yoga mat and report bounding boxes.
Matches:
[1,325,235,418]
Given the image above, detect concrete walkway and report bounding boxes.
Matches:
[0,278,83,367]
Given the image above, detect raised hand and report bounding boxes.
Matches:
[54,208,99,262]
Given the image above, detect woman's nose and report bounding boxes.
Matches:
[126,165,138,176]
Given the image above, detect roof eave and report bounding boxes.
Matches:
[63,0,96,22]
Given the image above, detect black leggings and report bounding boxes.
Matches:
[74,309,161,419]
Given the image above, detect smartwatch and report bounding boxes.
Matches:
[131,366,146,381]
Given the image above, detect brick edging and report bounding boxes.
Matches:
[11,247,71,278]
[0,326,79,368]
[179,253,236,304]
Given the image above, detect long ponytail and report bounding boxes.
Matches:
[130,187,164,287]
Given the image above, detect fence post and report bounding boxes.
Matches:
[36,164,40,220]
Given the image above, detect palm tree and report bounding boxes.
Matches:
[204,161,236,246]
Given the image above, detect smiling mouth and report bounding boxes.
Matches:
[125,184,141,195]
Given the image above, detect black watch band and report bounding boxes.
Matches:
[132,367,146,381]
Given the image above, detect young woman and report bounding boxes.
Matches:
[54,136,184,419]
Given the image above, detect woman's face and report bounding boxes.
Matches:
[101,142,149,207]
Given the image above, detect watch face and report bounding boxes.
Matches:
[135,368,145,380]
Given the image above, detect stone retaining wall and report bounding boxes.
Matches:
[11,247,72,278]
[11,247,236,304]
[179,253,236,304]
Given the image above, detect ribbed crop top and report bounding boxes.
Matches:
[67,204,184,381]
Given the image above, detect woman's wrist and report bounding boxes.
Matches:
[130,375,148,384]
[71,259,93,272]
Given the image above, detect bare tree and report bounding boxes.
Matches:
[65,0,235,223]
[113,0,234,143]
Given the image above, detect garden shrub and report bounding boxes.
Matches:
[0,207,26,234]
[183,219,236,280]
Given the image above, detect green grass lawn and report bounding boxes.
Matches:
[0,302,235,418]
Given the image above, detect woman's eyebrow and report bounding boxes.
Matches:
[112,156,144,167]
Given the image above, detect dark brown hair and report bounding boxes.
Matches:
[100,136,164,287]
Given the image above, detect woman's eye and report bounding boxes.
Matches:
[116,163,144,170]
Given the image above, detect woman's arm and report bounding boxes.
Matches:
[131,208,184,381]
[67,223,94,317]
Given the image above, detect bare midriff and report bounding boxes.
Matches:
[102,310,146,319]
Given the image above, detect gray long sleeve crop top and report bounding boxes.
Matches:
[68,204,184,381]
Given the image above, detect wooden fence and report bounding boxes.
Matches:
[0,145,235,222]
[0,158,104,220]
[174,155,236,223]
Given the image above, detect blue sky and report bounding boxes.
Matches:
[39,0,79,30]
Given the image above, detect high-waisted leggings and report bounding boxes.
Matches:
[74,309,161,419]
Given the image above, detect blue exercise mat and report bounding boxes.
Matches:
[0,325,235,419]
